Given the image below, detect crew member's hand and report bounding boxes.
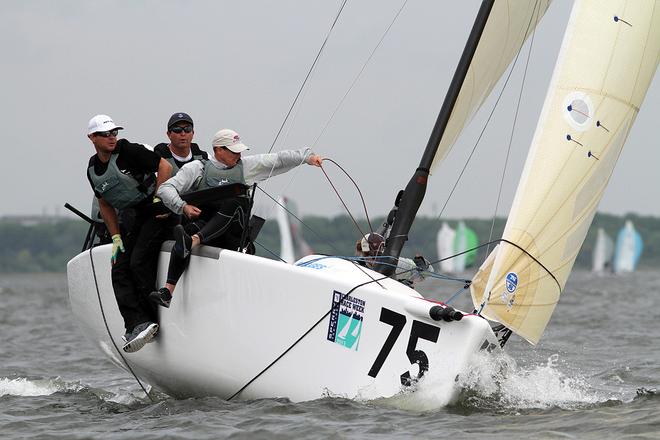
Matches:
[111,234,125,265]
[307,154,323,167]
[183,204,202,219]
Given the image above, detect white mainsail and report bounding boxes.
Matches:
[436,222,456,272]
[471,0,660,344]
[430,0,552,171]
[592,227,614,272]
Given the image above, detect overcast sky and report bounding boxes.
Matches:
[2,0,658,221]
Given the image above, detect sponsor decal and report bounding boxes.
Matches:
[505,272,518,293]
[502,272,518,310]
[327,291,365,351]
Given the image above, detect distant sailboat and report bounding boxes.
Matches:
[275,196,314,264]
[592,227,614,272]
[453,221,479,272]
[436,222,456,272]
[613,220,643,273]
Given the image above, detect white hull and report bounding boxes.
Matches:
[67,243,496,402]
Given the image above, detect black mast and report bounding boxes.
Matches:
[376,0,495,276]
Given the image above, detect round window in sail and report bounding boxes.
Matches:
[563,92,593,131]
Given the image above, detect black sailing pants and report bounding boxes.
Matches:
[165,202,246,286]
[112,206,175,332]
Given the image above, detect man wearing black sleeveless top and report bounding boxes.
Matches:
[86,114,173,353]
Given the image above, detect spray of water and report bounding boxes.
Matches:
[0,377,83,397]
[373,350,602,412]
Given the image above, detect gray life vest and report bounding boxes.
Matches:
[195,159,247,192]
[87,154,155,209]
[165,154,205,175]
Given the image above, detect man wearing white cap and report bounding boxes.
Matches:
[150,128,322,307]
[86,114,173,353]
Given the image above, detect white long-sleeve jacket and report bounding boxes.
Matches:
[157,148,313,215]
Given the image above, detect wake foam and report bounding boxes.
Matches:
[375,351,602,412]
[0,377,84,397]
[454,351,601,410]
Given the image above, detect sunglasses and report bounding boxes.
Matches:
[95,129,119,138]
[169,126,193,134]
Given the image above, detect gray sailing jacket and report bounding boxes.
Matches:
[157,148,313,215]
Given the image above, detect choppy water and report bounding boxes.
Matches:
[1,271,658,439]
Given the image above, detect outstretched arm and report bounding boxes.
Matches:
[243,148,322,184]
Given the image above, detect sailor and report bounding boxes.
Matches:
[355,232,434,287]
[149,128,323,308]
[86,114,174,353]
[154,112,208,176]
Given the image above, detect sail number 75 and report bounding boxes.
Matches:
[367,307,440,385]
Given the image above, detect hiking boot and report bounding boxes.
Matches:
[149,287,172,308]
[122,322,159,353]
[173,224,192,259]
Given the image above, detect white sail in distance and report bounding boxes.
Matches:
[436,222,456,272]
[592,228,614,272]
[276,196,296,264]
[471,0,660,344]
[430,0,552,171]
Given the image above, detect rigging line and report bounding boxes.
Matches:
[485,0,540,258]
[262,0,407,218]
[443,286,469,305]
[88,247,155,403]
[320,163,366,237]
[422,237,561,293]
[323,158,374,233]
[228,247,475,401]
[253,240,288,263]
[226,271,389,401]
[310,0,410,149]
[228,235,562,399]
[255,185,342,255]
[435,2,543,222]
[267,0,350,154]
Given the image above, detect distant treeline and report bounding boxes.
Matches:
[0,213,657,273]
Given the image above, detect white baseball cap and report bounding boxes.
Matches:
[212,128,250,153]
[87,114,124,135]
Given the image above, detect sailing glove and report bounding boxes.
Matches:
[111,234,125,264]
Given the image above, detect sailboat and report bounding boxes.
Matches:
[592,227,614,272]
[613,220,643,273]
[67,0,660,402]
[275,196,313,264]
[436,222,456,273]
[452,221,479,272]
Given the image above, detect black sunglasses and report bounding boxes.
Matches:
[169,126,193,134]
[95,129,119,138]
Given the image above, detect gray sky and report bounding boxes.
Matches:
[2,0,658,221]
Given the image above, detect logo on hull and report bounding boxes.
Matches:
[327,291,365,351]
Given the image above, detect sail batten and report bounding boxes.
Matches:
[471,0,660,344]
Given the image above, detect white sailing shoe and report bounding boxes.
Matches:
[122,322,159,353]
